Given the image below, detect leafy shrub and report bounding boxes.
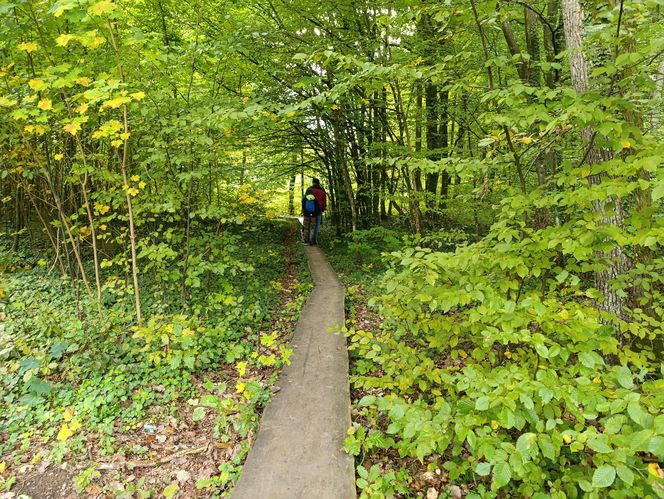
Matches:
[347,176,664,497]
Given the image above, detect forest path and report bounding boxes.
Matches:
[231,245,356,499]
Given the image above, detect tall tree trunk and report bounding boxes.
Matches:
[439,89,450,210]
[412,81,424,234]
[562,0,628,321]
[525,6,542,87]
[424,81,439,195]
[544,0,563,88]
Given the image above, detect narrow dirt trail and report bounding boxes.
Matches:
[232,245,355,499]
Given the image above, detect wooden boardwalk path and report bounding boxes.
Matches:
[232,246,356,499]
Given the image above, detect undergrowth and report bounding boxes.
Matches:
[0,219,308,496]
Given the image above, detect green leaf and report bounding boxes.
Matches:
[475,462,491,476]
[491,462,511,490]
[538,434,556,460]
[649,435,664,459]
[616,465,634,486]
[627,401,653,428]
[652,182,664,201]
[516,432,537,458]
[358,395,376,407]
[630,429,654,452]
[587,436,612,453]
[475,396,490,411]
[192,407,205,422]
[163,482,180,498]
[27,377,53,395]
[592,465,616,488]
[614,366,634,389]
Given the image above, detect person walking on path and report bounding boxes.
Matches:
[302,178,327,245]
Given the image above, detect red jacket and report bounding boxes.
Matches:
[305,185,327,213]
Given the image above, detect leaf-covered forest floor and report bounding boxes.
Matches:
[0,221,310,498]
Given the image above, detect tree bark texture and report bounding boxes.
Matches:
[562,0,628,321]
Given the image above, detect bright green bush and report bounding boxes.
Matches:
[346,165,664,497]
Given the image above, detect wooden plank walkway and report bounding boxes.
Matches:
[231,245,356,499]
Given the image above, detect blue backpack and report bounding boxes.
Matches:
[304,194,317,215]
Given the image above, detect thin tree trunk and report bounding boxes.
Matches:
[288,175,296,215]
[108,19,143,322]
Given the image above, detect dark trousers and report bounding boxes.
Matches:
[303,215,317,243]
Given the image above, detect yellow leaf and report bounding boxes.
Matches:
[23,94,37,103]
[330,104,339,110]
[491,420,499,430]
[101,96,131,109]
[28,79,47,91]
[63,122,81,135]
[559,309,569,321]
[127,187,139,196]
[76,102,89,114]
[55,34,76,47]
[130,91,145,101]
[63,408,74,422]
[119,132,130,140]
[86,36,105,49]
[0,97,18,107]
[235,381,246,394]
[111,139,123,148]
[54,153,64,161]
[648,463,662,478]
[236,361,247,377]
[562,434,572,444]
[89,1,116,15]
[17,42,38,53]
[520,136,533,145]
[0,461,5,474]
[620,139,632,149]
[38,98,53,111]
[76,77,92,87]
[69,420,82,432]
[95,203,110,214]
[92,119,123,139]
[162,482,179,499]
[57,423,73,441]
[80,31,106,49]
[53,4,75,17]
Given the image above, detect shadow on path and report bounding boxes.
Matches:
[232,245,356,499]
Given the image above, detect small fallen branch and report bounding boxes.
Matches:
[98,444,209,470]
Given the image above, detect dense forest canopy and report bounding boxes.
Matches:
[1,0,664,497]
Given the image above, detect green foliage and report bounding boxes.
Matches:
[355,463,411,497]
[326,227,406,276]
[0,221,296,467]
[347,176,664,495]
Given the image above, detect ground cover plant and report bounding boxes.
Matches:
[0,220,308,496]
